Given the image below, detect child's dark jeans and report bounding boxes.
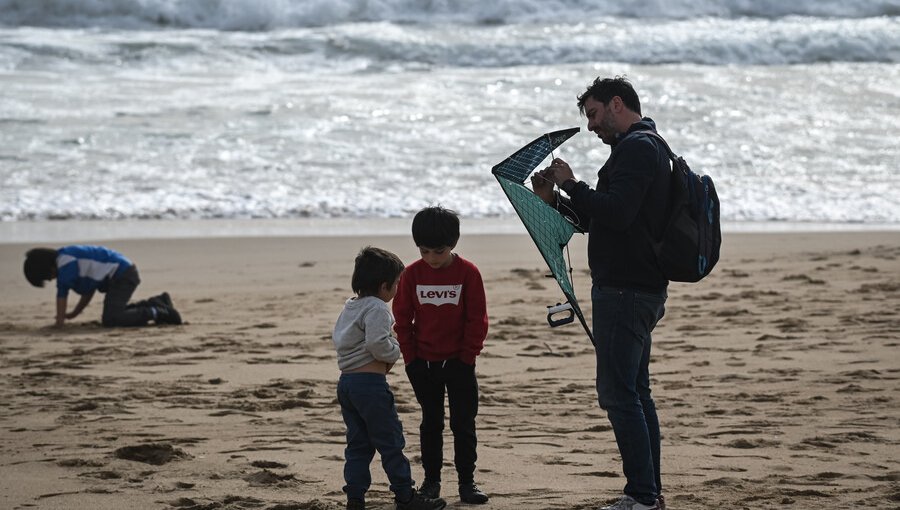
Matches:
[337,372,414,503]
[405,358,479,485]
[102,265,154,327]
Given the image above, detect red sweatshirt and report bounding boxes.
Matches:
[393,254,489,365]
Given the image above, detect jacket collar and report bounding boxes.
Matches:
[612,117,657,147]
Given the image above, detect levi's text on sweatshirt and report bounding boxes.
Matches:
[392,254,488,365]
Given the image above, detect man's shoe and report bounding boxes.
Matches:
[347,499,365,510]
[657,494,666,510]
[600,495,659,510]
[419,479,441,499]
[459,483,489,504]
[395,489,447,510]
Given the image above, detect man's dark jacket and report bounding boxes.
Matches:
[559,118,671,293]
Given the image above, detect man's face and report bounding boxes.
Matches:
[584,96,617,145]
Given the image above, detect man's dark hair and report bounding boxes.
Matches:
[577,76,641,116]
[411,206,460,249]
[24,247,58,287]
[351,246,405,297]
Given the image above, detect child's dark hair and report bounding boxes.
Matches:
[24,248,59,287]
[351,246,405,297]
[411,206,460,248]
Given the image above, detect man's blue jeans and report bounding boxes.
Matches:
[592,285,667,505]
[337,373,414,503]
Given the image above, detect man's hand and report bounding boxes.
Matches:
[530,170,556,204]
[531,158,576,204]
[546,158,575,184]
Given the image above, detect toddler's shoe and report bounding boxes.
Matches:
[395,489,447,510]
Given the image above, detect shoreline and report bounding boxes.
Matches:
[1,217,898,244]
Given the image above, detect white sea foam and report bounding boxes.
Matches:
[1,16,898,72]
[2,0,899,29]
[0,4,898,227]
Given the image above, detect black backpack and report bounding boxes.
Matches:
[638,130,721,282]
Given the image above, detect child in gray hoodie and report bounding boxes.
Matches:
[332,246,447,510]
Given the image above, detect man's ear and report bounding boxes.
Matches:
[610,95,623,112]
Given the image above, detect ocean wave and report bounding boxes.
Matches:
[1,0,899,30]
[2,16,899,71]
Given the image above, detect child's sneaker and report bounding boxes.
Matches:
[419,479,441,499]
[149,292,175,310]
[395,489,447,510]
[347,499,365,510]
[154,304,183,325]
[600,495,659,510]
[458,483,489,504]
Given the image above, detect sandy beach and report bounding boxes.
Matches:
[0,230,898,510]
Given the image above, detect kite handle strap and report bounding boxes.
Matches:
[546,302,575,327]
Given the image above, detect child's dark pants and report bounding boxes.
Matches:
[101,265,154,327]
[405,358,479,485]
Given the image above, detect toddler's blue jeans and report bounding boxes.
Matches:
[337,372,414,503]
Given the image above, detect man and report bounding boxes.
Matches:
[531,76,670,510]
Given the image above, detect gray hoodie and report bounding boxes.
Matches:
[332,296,401,371]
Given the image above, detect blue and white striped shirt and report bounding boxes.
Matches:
[56,245,133,298]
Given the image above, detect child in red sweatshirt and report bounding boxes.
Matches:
[392,206,490,505]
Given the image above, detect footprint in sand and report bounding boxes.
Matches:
[781,274,826,285]
[251,460,289,469]
[78,470,122,480]
[243,469,300,487]
[167,496,270,509]
[57,458,105,468]
[114,443,190,465]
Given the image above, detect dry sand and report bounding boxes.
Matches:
[0,230,898,509]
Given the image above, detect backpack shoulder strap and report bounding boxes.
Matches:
[629,129,679,163]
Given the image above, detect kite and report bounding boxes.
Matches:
[492,127,594,343]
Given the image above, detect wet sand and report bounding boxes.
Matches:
[0,230,898,509]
